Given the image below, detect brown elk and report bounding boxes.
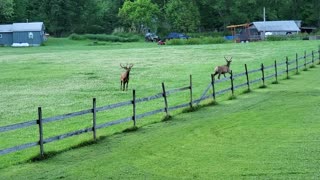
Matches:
[120,63,134,91]
[213,56,232,79]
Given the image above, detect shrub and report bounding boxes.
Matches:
[166,39,185,45]
[69,33,87,40]
[266,35,288,41]
[203,37,226,44]
[166,36,226,45]
[112,32,143,42]
[185,38,202,45]
[68,33,141,42]
[188,32,224,38]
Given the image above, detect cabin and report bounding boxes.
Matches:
[227,20,301,42]
[0,22,46,46]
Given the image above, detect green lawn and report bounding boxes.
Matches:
[0,51,320,179]
[0,38,319,172]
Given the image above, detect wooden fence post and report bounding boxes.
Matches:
[189,75,193,108]
[230,71,234,96]
[274,60,278,83]
[296,53,298,74]
[245,64,250,91]
[162,82,169,117]
[286,57,289,79]
[132,89,136,127]
[312,50,314,65]
[261,63,265,86]
[92,98,97,141]
[318,46,320,64]
[211,74,216,101]
[304,50,307,69]
[37,107,44,157]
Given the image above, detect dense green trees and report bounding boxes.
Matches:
[164,0,200,32]
[119,0,159,33]
[0,0,319,36]
[0,0,14,22]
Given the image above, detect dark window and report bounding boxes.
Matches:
[0,34,2,38]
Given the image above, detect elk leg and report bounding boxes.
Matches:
[213,72,219,79]
[120,81,123,91]
[126,81,129,91]
[223,74,226,78]
[218,74,221,79]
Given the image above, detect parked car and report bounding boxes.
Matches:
[145,33,159,42]
[166,32,190,40]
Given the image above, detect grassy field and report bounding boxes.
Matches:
[0,38,319,170]
[0,51,320,179]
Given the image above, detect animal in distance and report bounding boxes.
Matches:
[213,56,232,79]
[120,63,134,91]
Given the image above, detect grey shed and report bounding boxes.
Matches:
[0,22,46,46]
[0,25,13,46]
[237,20,301,42]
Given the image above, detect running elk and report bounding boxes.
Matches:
[120,63,134,91]
[213,56,232,79]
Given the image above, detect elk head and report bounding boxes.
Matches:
[224,56,232,65]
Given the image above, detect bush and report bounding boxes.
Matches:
[166,36,226,45]
[203,37,226,44]
[188,32,224,38]
[266,35,288,41]
[68,33,142,42]
[166,39,185,45]
[69,33,87,40]
[185,38,202,45]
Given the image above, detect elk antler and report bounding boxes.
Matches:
[224,56,232,61]
[129,63,134,68]
[120,63,126,68]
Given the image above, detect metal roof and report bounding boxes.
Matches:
[0,24,13,32]
[12,22,44,32]
[252,21,300,32]
[0,22,44,32]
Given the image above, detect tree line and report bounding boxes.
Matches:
[0,0,319,37]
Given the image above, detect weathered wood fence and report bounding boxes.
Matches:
[0,48,319,157]
[197,48,320,103]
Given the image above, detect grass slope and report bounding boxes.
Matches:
[0,60,319,179]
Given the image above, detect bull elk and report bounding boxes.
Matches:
[120,63,134,91]
[213,56,232,79]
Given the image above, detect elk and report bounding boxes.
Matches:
[213,56,232,79]
[120,63,134,91]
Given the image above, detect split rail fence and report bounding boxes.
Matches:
[0,48,319,157]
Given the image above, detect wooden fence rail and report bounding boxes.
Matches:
[0,75,192,156]
[196,49,320,104]
[1,49,319,157]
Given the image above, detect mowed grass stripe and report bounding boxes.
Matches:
[0,62,319,179]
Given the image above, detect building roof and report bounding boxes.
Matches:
[0,24,13,32]
[0,22,44,33]
[252,21,300,32]
[12,22,44,32]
